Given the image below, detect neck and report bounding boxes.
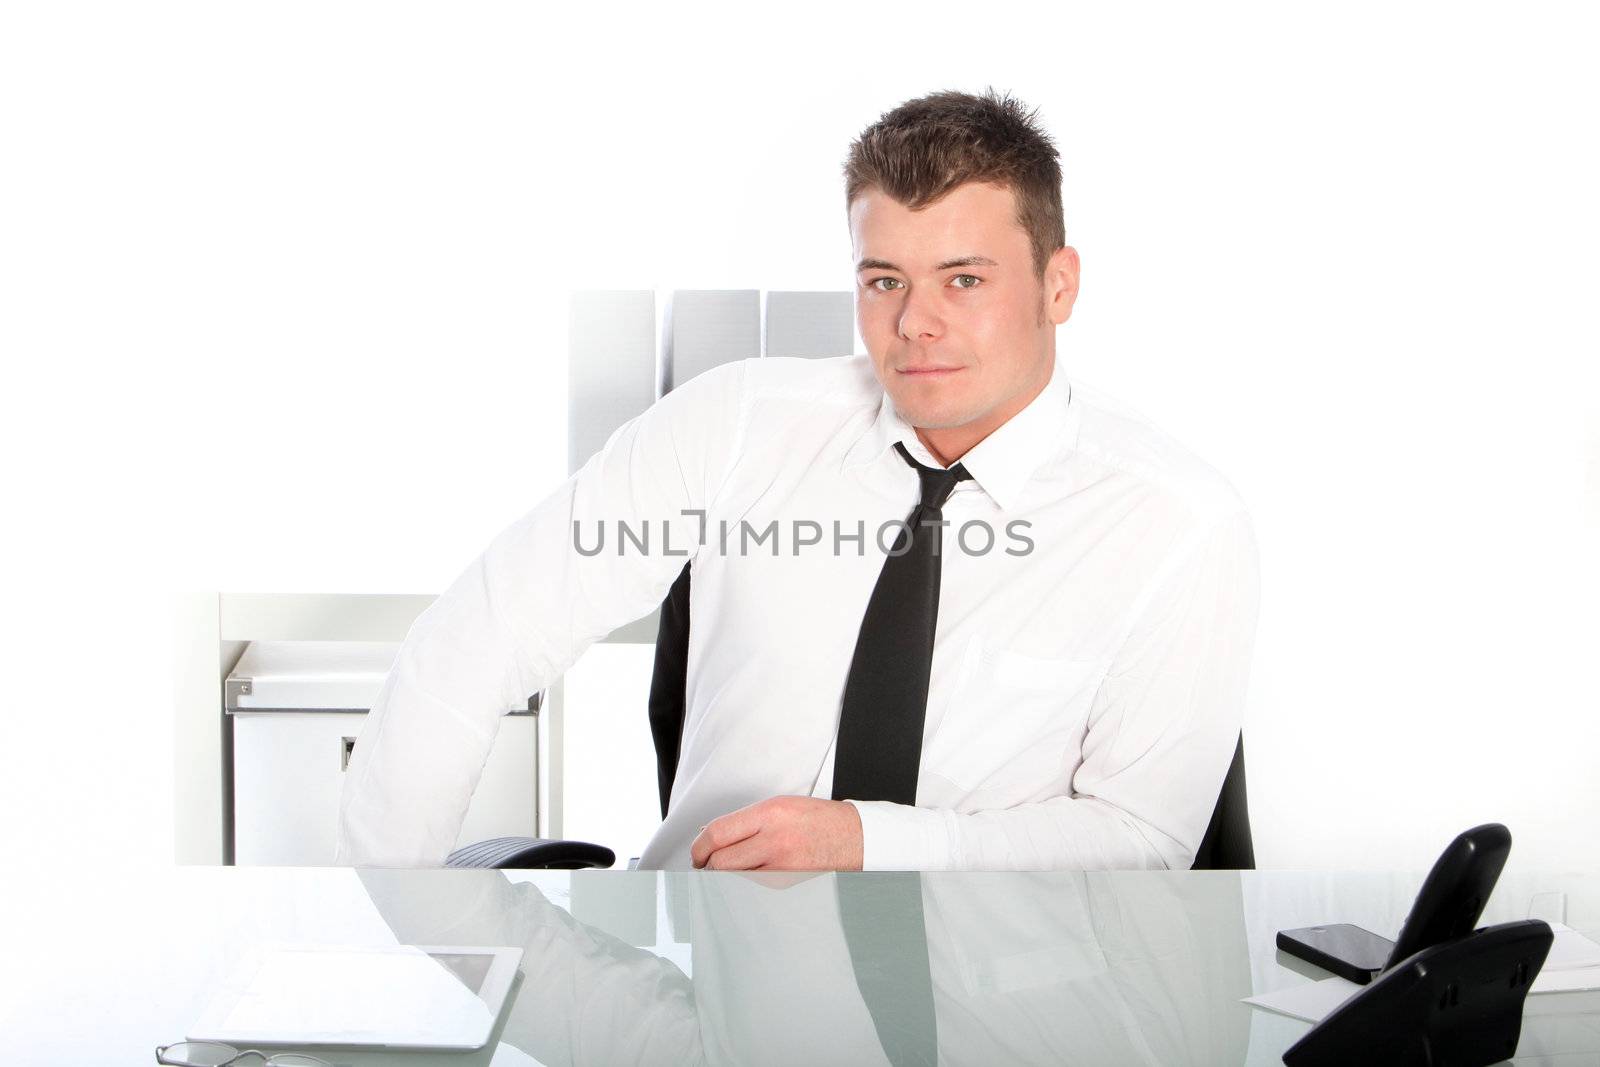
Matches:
[914,425,980,468]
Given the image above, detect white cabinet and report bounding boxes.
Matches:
[226,640,538,866]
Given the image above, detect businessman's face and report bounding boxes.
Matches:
[850,180,1079,463]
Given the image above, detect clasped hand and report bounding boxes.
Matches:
[689,796,863,871]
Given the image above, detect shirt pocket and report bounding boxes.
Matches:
[924,641,1104,794]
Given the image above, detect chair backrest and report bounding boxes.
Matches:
[646,562,694,819]
[1191,735,1254,870]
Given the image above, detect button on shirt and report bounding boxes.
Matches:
[335,353,1261,871]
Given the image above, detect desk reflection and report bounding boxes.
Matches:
[355,869,1252,1066]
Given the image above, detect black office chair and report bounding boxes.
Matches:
[1191,731,1254,871]
[447,562,1255,871]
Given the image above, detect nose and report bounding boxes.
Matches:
[897,287,944,342]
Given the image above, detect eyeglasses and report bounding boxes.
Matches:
[155,1041,334,1066]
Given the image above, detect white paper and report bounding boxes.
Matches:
[1244,976,1360,1022]
[1530,968,1600,994]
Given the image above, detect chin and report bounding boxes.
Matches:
[886,377,984,429]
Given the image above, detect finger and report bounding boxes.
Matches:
[690,824,711,868]
[692,820,754,868]
[691,807,764,868]
[703,834,769,871]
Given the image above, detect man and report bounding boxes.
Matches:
[335,87,1260,872]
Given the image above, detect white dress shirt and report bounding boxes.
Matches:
[335,353,1260,871]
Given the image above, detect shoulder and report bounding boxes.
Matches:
[667,353,878,410]
[1067,376,1251,530]
[677,354,881,447]
[652,354,884,472]
[738,352,881,407]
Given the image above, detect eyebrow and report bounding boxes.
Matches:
[856,255,999,273]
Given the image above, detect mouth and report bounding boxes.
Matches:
[896,365,964,378]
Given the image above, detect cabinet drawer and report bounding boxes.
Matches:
[232,711,535,866]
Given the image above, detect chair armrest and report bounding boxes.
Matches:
[446,836,616,870]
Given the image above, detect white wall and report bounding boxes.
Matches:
[3,3,1597,879]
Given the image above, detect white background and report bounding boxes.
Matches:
[3,1,1598,899]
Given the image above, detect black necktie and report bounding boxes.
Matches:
[832,441,973,805]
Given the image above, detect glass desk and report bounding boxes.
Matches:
[8,866,1600,1065]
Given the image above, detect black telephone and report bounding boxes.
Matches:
[1277,823,1512,984]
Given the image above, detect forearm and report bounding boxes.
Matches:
[848,793,1181,871]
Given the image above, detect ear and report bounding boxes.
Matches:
[1044,245,1081,326]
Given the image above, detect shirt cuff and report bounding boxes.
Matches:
[843,799,955,871]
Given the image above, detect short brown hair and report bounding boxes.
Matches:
[842,87,1066,280]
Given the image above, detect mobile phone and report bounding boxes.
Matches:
[1277,923,1395,985]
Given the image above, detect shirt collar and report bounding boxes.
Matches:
[842,357,1078,512]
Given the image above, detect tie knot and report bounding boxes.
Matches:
[893,441,972,510]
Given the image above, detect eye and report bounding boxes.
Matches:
[951,274,981,289]
[868,277,903,292]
